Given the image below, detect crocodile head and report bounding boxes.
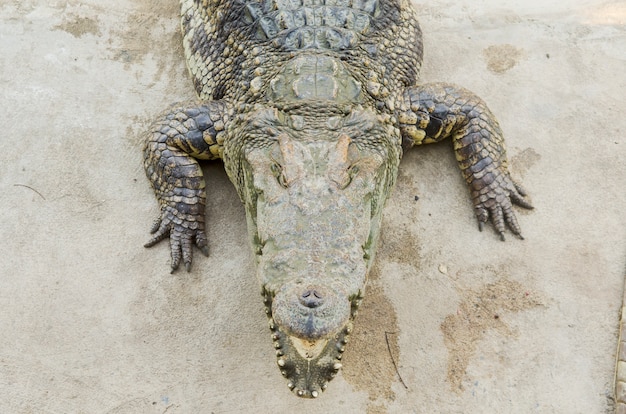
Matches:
[224,105,400,397]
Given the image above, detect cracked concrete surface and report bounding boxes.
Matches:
[1,0,625,412]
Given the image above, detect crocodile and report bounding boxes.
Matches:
[142,0,533,398]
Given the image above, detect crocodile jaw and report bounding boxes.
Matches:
[262,276,362,397]
[265,290,360,398]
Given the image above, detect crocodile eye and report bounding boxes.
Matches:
[333,164,359,189]
[270,162,280,176]
[348,165,359,180]
[271,162,288,188]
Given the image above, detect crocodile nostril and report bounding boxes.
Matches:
[299,289,324,308]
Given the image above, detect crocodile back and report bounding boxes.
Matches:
[180,0,423,105]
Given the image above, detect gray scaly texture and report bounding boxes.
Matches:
[141,0,533,398]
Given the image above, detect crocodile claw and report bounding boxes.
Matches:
[472,173,533,240]
[144,205,207,273]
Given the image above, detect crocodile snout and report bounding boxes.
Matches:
[299,288,324,308]
[271,282,350,340]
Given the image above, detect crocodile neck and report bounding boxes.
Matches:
[267,53,364,107]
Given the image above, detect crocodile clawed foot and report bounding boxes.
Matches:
[473,174,533,240]
[144,205,207,273]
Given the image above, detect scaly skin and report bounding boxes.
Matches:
[142,0,533,398]
[398,83,533,240]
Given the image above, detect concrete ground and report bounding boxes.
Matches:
[1,0,624,413]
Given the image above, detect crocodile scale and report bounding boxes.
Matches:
[141,0,533,398]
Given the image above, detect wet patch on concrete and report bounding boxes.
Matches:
[55,15,101,38]
[342,279,400,404]
[366,402,389,414]
[376,224,422,269]
[510,147,541,177]
[109,0,183,84]
[483,44,524,74]
[377,164,423,270]
[441,278,543,391]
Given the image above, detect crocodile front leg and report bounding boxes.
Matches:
[143,101,231,272]
[398,83,533,240]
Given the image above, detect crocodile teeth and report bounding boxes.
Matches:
[264,293,358,397]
